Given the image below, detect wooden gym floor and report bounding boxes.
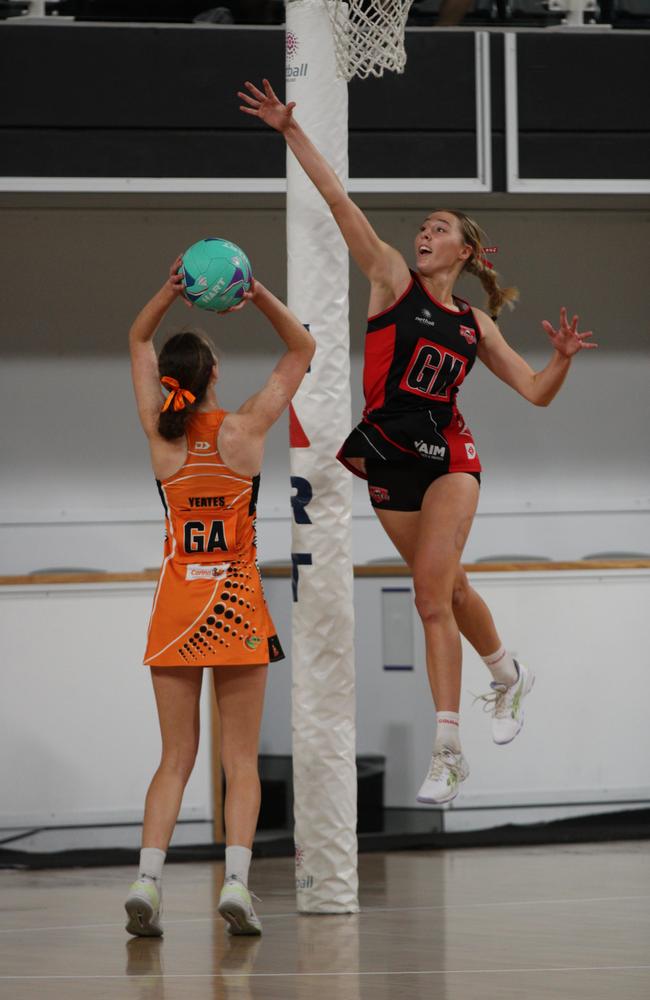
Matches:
[0,841,649,999]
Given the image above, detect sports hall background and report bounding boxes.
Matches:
[0,17,649,854]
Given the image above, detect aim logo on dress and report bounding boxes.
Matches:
[415,440,446,459]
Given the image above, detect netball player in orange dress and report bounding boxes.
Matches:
[240,79,597,806]
[125,259,314,937]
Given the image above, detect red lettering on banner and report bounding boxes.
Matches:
[289,404,310,448]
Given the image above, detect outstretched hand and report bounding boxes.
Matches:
[238,79,296,133]
[542,308,597,358]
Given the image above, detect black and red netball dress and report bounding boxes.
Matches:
[338,272,483,510]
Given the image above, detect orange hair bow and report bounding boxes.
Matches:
[160,376,196,412]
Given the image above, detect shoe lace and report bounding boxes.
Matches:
[472,683,511,719]
[427,747,456,780]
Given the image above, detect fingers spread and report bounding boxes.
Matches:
[245,80,266,101]
[263,78,277,99]
[238,91,260,107]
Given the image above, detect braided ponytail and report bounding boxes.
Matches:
[442,210,519,319]
[464,252,519,320]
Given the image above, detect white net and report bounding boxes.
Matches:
[322,0,414,81]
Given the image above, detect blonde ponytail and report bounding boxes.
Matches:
[464,253,519,319]
[437,209,519,319]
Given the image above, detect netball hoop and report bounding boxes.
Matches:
[286,0,408,914]
[322,0,415,80]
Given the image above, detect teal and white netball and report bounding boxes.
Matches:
[180,238,253,312]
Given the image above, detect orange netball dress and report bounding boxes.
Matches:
[144,410,284,667]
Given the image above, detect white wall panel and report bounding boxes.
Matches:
[260,570,650,825]
[0,583,212,831]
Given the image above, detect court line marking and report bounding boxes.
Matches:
[1,965,650,981]
[1,893,649,935]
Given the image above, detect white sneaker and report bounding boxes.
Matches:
[125,877,163,937]
[417,747,470,804]
[476,659,535,745]
[218,876,262,936]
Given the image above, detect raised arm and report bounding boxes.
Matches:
[129,257,185,437]
[218,281,315,472]
[476,307,597,407]
[238,79,409,296]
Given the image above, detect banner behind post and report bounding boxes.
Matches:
[286,0,358,914]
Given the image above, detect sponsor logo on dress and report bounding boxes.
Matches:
[459,325,477,345]
[415,308,436,328]
[415,440,446,459]
[194,440,211,451]
[369,485,391,504]
[185,562,230,582]
[465,443,477,460]
[245,635,263,651]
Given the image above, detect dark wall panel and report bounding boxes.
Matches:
[520,133,650,180]
[349,32,477,130]
[0,129,287,177]
[350,134,478,179]
[517,35,650,132]
[0,26,285,128]
[2,24,649,187]
[2,129,479,180]
[1,25,478,131]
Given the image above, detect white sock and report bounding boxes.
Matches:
[225,845,252,887]
[483,646,519,687]
[434,712,461,753]
[138,847,166,885]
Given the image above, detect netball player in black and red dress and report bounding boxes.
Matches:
[240,80,597,803]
